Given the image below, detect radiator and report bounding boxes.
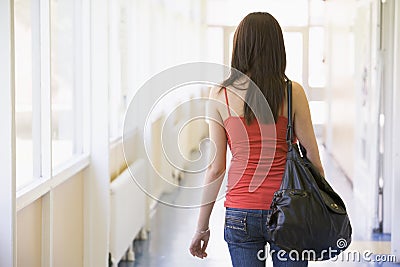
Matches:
[109,158,147,265]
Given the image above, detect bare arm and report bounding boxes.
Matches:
[292,82,325,177]
[189,87,227,258]
[195,116,227,227]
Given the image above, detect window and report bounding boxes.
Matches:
[206,27,223,64]
[308,27,326,87]
[109,1,128,140]
[14,0,35,189]
[51,0,83,169]
[206,0,308,27]
[309,0,325,25]
[14,0,86,191]
[309,101,327,124]
[283,32,303,84]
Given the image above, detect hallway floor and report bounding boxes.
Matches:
[119,142,398,267]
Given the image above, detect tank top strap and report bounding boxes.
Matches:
[223,87,232,116]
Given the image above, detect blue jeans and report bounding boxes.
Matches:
[224,207,308,267]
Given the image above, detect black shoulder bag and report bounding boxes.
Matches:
[266,79,352,261]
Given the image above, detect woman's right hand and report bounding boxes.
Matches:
[189,229,210,259]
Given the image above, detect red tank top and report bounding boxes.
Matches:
[222,87,295,209]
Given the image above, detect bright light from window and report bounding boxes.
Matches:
[283,32,303,84]
[309,101,327,124]
[228,31,234,65]
[14,0,34,189]
[206,27,224,64]
[309,27,326,87]
[51,0,82,169]
[207,0,308,27]
[309,0,325,25]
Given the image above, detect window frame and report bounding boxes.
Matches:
[283,26,309,88]
[217,7,327,131]
[0,0,17,265]
[15,0,90,212]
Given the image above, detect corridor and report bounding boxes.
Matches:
[1,0,400,267]
[119,143,396,267]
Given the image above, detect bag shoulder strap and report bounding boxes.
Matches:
[286,79,293,147]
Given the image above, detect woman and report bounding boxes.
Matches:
[189,12,324,266]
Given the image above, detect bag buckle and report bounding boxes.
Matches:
[330,203,339,210]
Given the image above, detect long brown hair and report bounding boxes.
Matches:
[221,12,287,124]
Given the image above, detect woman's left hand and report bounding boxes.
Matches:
[189,229,210,259]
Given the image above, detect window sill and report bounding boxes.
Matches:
[16,153,90,211]
[109,135,122,149]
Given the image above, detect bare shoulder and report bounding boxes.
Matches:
[291,81,309,105]
[207,85,225,122]
[291,81,305,97]
[209,85,224,99]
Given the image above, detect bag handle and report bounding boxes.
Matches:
[285,79,293,147]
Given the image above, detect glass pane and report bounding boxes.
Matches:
[309,101,327,124]
[308,27,326,87]
[228,31,234,65]
[206,27,223,64]
[51,0,81,168]
[206,0,308,27]
[109,3,128,139]
[309,0,325,25]
[283,32,303,84]
[14,0,34,189]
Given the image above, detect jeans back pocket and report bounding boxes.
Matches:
[224,209,249,243]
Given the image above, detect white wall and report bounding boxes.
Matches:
[53,174,84,267]
[17,199,42,267]
[350,0,382,238]
[16,173,84,267]
[82,0,110,265]
[325,0,357,180]
[390,0,400,260]
[325,0,387,239]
